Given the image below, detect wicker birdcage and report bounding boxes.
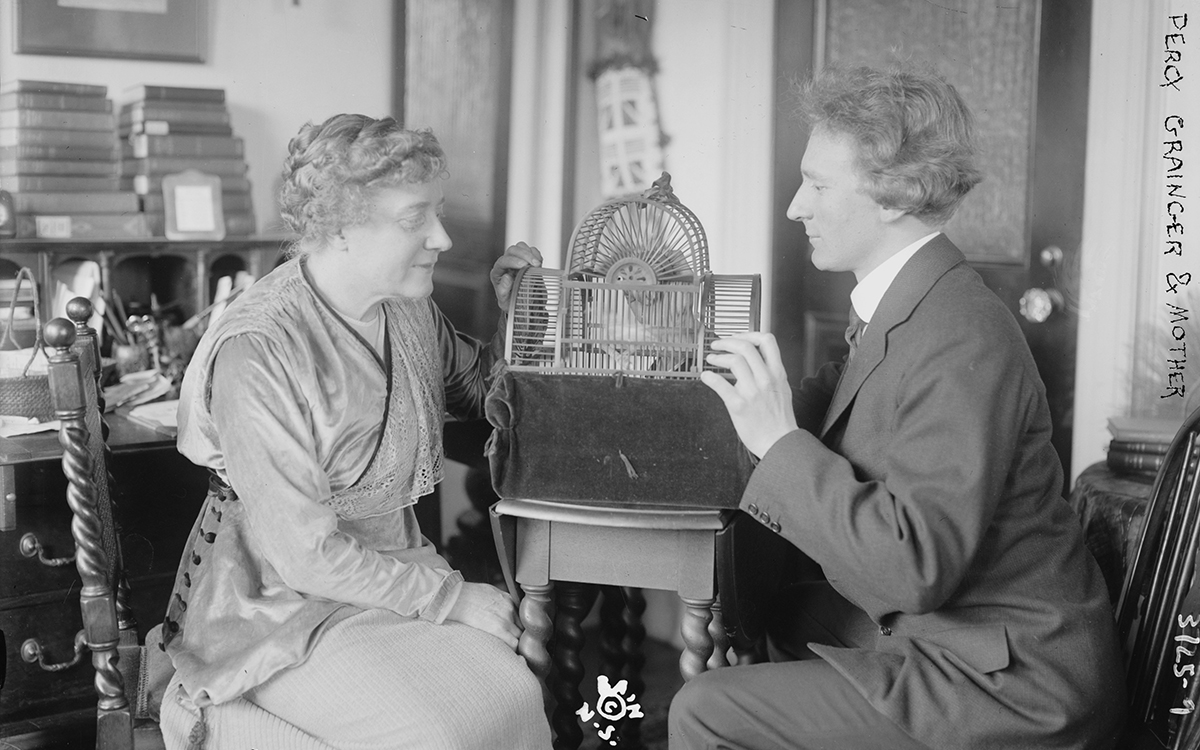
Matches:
[504,173,760,379]
[487,173,761,509]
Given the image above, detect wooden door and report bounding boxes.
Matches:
[394,0,515,559]
[395,0,514,343]
[771,0,1090,477]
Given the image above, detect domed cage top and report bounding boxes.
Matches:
[504,173,761,379]
[566,173,709,283]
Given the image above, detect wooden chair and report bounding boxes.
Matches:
[1115,404,1200,749]
[43,300,166,748]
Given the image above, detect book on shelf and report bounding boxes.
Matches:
[0,79,107,98]
[1107,450,1164,476]
[1,159,118,177]
[124,84,225,104]
[120,102,230,127]
[0,91,113,113]
[120,121,235,138]
[1107,416,1183,445]
[0,143,119,161]
[126,173,250,195]
[141,190,253,214]
[143,210,256,237]
[0,108,115,131]
[0,277,35,303]
[2,174,120,192]
[1108,439,1170,456]
[11,191,139,214]
[15,212,151,239]
[121,156,248,178]
[0,128,118,149]
[129,133,244,159]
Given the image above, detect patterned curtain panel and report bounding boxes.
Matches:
[591,0,666,198]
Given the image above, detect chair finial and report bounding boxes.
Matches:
[44,318,77,350]
[65,297,93,326]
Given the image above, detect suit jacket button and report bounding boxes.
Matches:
[880,625,892,636]
[747,504,759,515]
[769,521,781,533]
[761,512,771,524]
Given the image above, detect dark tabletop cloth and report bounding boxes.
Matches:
[1069,461,1156,606]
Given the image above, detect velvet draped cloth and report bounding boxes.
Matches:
[486,369,754,508]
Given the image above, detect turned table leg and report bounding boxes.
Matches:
[679,595,716,681]
[619,586,647,749]
[708,599,731,669]
[518,581,555,678]
[551,582,598,750]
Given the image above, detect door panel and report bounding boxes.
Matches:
[397,0,515,342]
[771,0,1089,477]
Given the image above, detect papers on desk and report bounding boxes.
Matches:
[103,369,172,411]
[124,399,179,436]
[0,415,60,438]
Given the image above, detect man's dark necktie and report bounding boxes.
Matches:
[845,306,866,361]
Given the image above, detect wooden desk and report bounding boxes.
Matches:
[0,412,203,740]
[491,499,733,750]
[1,412,175,532]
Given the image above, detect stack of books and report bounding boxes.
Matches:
[119,84,255,236]
[0,79,148,239]
[1107,416,1182,477]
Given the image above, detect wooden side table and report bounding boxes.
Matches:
[491,499,734,750]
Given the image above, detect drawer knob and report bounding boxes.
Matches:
[19,532,76,567]
[21,630,87,672]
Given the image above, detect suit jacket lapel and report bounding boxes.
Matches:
[819,235,967,440]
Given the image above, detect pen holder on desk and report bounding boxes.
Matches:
[113,343,152,379]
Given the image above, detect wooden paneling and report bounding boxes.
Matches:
[826,0,1039,265]
[401,0,513,229]
[397,0,514,340]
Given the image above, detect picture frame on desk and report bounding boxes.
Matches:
[162,169,226,241]
[13,0,208,63]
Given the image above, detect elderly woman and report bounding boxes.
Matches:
[157,114,551,749]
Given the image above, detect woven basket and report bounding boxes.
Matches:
[0,267,53,422]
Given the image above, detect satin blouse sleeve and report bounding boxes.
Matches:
[433,299,501,422]
[209,333,461,623]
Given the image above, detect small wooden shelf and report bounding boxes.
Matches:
[0,235,292,324]
[0,235,293,254]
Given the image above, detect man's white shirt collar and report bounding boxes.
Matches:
[850,232,940,325]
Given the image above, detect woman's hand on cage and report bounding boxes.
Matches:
[700,332,799,459]
[491,242,543,311]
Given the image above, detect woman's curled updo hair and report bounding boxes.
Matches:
[278,113,446,248]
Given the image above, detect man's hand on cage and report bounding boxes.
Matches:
[700,332,799,459]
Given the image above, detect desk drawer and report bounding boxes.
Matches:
[0,573,174,724]
[1,453,207,598]
[1,590,93,723]
[0,464,80,598]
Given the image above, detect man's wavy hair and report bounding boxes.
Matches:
[278,113,447,254]
[797,65,983,225]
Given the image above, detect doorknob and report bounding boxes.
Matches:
[1039,245,1063,268]
[1019,287,1064,324]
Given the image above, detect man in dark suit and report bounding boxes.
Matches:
[669,65,1126,749]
